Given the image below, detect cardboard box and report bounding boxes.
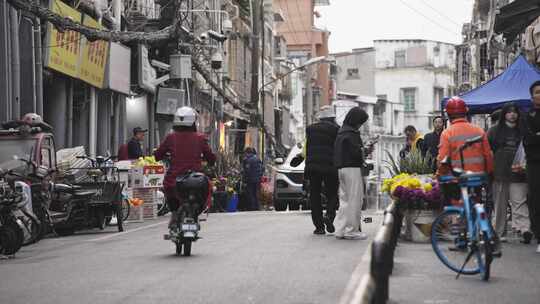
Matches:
[130,165,165,188]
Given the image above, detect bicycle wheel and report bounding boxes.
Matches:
[431,210,481,275]
[477,230,492,281]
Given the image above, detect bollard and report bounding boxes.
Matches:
[382,212,396,274]
[371,225,393,303]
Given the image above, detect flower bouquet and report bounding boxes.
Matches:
[382,173,443,242]
[381,173,442,210]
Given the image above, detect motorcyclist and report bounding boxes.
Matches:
[154,106,216,229]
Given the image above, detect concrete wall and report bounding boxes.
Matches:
[375,67,454,135]
[334,49,376,96]
[374,40,455,69]
[373,40,455,135]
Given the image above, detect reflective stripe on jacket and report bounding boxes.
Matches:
[437,118,493,174]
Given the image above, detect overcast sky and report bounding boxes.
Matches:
[315,0,475,53]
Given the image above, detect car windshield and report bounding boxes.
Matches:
[0,138,36,165]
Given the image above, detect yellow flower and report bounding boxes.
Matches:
[423,183,433,192]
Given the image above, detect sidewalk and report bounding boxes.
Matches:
[389,238,540,304]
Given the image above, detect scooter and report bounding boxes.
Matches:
[0,170,26,256]
[164,171,210,256]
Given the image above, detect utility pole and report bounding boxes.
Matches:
[250,0,261,110]
[260,0,265,165]
[305,61,313,126]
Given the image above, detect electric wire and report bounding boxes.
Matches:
[397,0,459,35]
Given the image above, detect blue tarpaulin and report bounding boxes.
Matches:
[442,55,540,114]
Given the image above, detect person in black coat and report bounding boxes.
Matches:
[304,106,340,235]
[242,147,263,211]
[333,107,369,240]
[421,116,444,172]
[127,127,147,159]
[523,80,540,253]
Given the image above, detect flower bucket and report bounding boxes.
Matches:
[404,209,438,243]
[226,193,239,212]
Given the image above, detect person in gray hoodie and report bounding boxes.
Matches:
[333,107,369,240]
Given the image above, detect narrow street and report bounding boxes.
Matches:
[0,211,378,304]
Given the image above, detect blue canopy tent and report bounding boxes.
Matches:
[441,55,540,115]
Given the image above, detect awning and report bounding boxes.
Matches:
[494,0,540,44]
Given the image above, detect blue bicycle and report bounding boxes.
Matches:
[431,136,498,281]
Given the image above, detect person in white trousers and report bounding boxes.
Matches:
[333,107,369,240]
[487,102,532,244]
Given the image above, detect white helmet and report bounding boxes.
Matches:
[317,105,335,120]
[173,106,197,127]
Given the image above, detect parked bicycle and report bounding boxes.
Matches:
[431,136,498,281]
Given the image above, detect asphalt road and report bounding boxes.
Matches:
[0,211,378,304]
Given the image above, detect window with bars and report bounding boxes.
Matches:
[401,88,416,112]
[346,68,359,79]
[433,87,444,112]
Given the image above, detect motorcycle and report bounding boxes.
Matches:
[0,169,26,256]
[164,171,210,256]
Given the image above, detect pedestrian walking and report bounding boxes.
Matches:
[399,125,424,159]
[333,107,369,240]
[242,147,263,211]
[522,81,540,253]
[127,127,147,159]
[487,102,531,243]
[303,106,340,235]
[421,116,445,171]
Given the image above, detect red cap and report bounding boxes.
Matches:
[445,97,468,116]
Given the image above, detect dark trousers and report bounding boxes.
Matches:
[308,171,338,229]
[246,182,260,211]
[526,162,540,241]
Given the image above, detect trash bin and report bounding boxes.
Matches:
[227,193,239,212]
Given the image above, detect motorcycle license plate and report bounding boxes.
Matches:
[181,224,198,231]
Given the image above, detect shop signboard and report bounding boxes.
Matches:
[44,0,82,78]
[157,88,184,115]
[106,42,131,95]
[79,15,109,88]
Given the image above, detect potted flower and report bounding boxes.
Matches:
[381,150,443,242]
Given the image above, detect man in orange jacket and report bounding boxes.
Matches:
[437,97,494,175]
[438,97,500,255]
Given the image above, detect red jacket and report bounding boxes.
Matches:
[437,118,493,174]
[154,131,216,189]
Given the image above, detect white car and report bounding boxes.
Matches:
[272,144,307,211]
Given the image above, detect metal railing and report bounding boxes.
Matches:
[346,202,403,304]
